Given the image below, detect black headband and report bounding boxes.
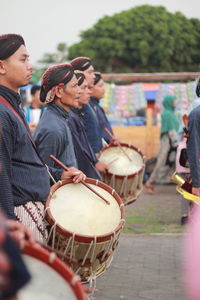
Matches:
[94,72,102,85]
[71,57,92,71]
[75,72,85,86]
[40,64,74,102]
[0,34,25,60]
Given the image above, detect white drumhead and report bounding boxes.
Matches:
[18,255,77,300]
[100,146,143,176]
[50,183,121,236]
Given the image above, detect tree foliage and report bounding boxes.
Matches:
[38,42,68,66]
[67,5,200,72]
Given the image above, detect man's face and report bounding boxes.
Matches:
[83,65,95,88]
[92,79,105,99]
[57,75,80,110]
[78,79,92,106]
[0,45,32,91]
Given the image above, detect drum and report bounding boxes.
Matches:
[18,244,87,300]
[45,178,125,282]
[99,143,145,205]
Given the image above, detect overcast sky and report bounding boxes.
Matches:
[1,0,200,65]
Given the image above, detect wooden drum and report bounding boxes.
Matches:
[45,178,125,282]
[99,143,145,205]
[19,244,87,300]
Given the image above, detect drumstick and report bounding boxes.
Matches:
[104,127,132,162]
[106,157,119,167]
[50,155,110,205]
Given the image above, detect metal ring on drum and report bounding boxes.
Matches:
[19,243,87,300]
[45,178,125,282]
[99,143,145,205]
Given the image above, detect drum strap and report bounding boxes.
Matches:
[0,96,56,184]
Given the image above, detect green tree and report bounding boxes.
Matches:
[38,42,68,66]
[67,5,200,72]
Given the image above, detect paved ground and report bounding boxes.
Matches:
[92,185,187,300]
[95,234,185,300]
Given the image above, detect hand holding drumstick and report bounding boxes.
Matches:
[104,128,132,162]
[50,155,110,205]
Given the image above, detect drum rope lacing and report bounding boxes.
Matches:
[88,275,97,300]
[101,231,116,261]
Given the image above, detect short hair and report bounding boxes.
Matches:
[30,85,41,95]
[71,57,92,71]
[40,64,74,102]
[0,34,25,60]
[94,72,102,85]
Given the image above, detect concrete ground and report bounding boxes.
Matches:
[92,185,187,300]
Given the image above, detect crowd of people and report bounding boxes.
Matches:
[0,32,200,300]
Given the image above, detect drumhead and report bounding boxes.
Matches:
[49,182,121,236]
[18,254,77,300]
[100,145,143,176]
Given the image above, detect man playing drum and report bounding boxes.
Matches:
[34,64,86,183]
[0,34,83,242]
[90,72,114,144]
[70,57,103,155]
[69,72,107,179]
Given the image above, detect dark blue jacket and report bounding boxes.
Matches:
[80,103,102,154]
[0,85,50,219]
[34,103,78,177]
[90,97,113,143]
[187,105,200,187]
[69,109,101,180]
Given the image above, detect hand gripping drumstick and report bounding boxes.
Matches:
[104,127,132,162]
[50,155,110,205]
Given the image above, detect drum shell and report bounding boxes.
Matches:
[100,143,145,205]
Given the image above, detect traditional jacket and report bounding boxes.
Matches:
[187,105,200,187]
[79,103,102,154]
[34,102,78,177]
[0,85,50,219]
[69,108,101,180]
[90,97,113,143]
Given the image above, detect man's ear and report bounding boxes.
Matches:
[0,60,6,75]
[54,86,63,98]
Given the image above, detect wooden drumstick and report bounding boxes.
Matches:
[50,155,110,205]
[106,157,119,167]
[104,127,132,162]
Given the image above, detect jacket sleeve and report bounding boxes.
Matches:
[0,114,16,219]
[187,110,200,187]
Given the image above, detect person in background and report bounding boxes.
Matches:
[70,57,103,155]
[24,85,45,133]
[176,98,200,225]
[69,72,107,179]
[182,82,200,300]
[196,77,200,97]
[145,95,179,194]
[90,72,114,144]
